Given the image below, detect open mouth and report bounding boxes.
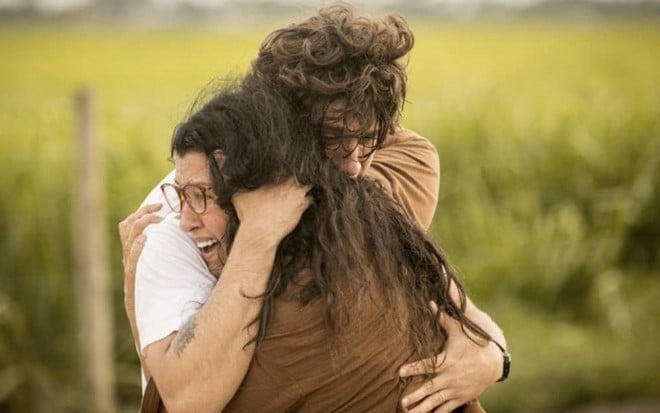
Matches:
[196,239,219,254]
[196,238,226,279]
[195,239,220,257]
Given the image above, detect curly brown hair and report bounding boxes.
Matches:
[251,2,413,149]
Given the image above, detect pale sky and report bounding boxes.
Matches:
[0,0,651,13]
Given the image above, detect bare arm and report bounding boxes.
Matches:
[142,226,282,413]
[398,293,505,413]
[122,179,310,413]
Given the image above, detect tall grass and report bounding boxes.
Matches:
[0,19,658,412]
[407,21,660,411]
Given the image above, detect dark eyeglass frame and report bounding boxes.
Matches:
[160,183,218,215]
[323,135,378,159]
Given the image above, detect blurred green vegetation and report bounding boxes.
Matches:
[0,19,658,413]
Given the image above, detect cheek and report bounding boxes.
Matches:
[325,145,358,162]
[202,210,230,238]
[325,146,341,160]
[324,148,347,171]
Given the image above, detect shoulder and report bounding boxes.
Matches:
[365,127,440,231]
[377,127,438,162]
[135,214,216,351]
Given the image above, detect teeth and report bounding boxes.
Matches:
[196,239,218,249]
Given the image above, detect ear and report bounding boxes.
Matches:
[212,149,226,169]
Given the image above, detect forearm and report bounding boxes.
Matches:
[465,298,506,348]
[144,229,278,413]
[463,297,506,385]
[449,280,506,384]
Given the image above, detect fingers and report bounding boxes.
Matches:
[123,233,146,292]
[429,300,439,316]
[399,352,444,378]
[411,390,447,413]
[119,204,163,264]
[232,178,312,231]
[285,177,313,200]
[127,234,147,272]
[402,301,495,413]
[118,203,162,246]
[285,178,313,211]
[120,203,162,230]
[404,386,464,413]
[123,232,146,346]
[401,376,445,410]
[121,205,162,315]
[124,213,162,254]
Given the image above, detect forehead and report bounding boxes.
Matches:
[174,152,212,185]
[322,101,376,135]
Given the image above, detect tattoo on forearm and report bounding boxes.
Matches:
[173,316,197,357]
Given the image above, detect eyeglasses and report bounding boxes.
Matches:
[160,183,217,215]
[323,135,378,158]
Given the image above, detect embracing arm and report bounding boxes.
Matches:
[367,128,507,412]
[399,292,506,413]
[122,178,310,413]
[398,292,506,413]
[142,228,281,413]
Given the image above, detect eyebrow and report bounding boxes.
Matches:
[322,126,368,136]
[321,125,344,134]
[173,178,213,187]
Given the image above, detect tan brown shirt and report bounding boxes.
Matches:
[366,128,440,232]
[223,277,412,412]
[223,128,443,412]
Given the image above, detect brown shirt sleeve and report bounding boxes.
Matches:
[364,127,440,231]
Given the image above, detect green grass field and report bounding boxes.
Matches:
[1,18,659,413]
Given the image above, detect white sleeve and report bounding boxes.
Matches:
[134,207,216,353]
[134,171,216,393]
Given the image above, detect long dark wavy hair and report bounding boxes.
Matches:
[171,77,490,366]
[251,2,413,149]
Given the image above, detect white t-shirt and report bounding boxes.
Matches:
[134,170,217,391]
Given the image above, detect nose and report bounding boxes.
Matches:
[339,143,362,177]
[327,140,359,175]
[179,203,202,232]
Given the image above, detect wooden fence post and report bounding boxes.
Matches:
[73,87,117,413]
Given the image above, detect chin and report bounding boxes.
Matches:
[207,261,224,279]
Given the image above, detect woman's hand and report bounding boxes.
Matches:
[117,202,163,377]
[232,177,313,248]
[399,302,501,413]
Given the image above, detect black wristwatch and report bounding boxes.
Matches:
[491,339,511,382]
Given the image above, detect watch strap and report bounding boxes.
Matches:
[491,339,511,382]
